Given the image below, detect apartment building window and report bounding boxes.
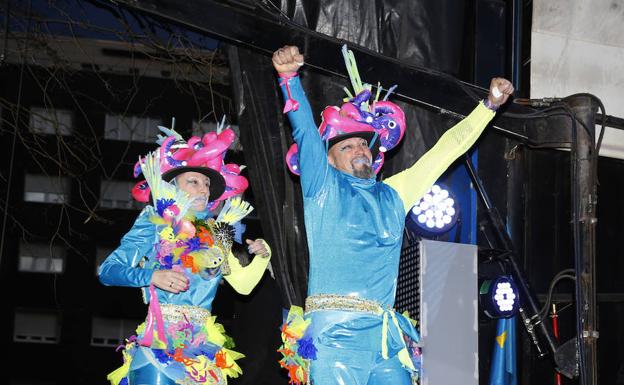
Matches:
[18,242,65,274]
[13,310,60,344]
[23,174,70,204]
[29,107,73,136]
[100,180,143,210]
[91,316,139,347]
[104,113,161,143]
[192,120,240,150]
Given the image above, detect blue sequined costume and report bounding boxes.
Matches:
[99,207,270,385]
[279,75,495,385]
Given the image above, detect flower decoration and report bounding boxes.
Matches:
[278,306,315,385]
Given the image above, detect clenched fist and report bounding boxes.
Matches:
[272,46,304,74]
[488,78,514,107]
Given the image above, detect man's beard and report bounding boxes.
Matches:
[352,157,373,179]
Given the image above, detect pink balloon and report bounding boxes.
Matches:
[178,219,196,238]
[133,159,143,178]
[203,158,222,171]
[189,140,228,165]
[319,106,374,140]
[285,143,300,175]
[159,136,177,158]
[171,148,194,161]
[339,103,361,120]
[223,163,240,174]
[187,136,202,148]
[132,180,150,202]
[372,151,385,174]
[372,100,406,150]
[223,174,248,193]
[202,132,218,145]
[131,127,250,203]
[218,128,236,142]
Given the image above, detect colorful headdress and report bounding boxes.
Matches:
[285,45,406,175]
[131,117,248,210]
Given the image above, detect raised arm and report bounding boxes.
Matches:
[274,46,329,197]
[385,78,514,214]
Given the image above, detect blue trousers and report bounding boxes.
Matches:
[307,310,413,385]
[311,345,412,385]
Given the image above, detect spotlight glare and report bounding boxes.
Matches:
[480,276,520,318]
[407,183,459,237]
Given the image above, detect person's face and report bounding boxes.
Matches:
[176,171,210,211]
[327,136,373,179]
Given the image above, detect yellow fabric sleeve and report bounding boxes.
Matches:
[384,102,495,214]
[223,240,272,295]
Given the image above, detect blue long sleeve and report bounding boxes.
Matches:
[279,75,330,198]
[98,208,156,287]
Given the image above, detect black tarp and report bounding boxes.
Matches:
[228,0,476,305]
[279,0,469,75]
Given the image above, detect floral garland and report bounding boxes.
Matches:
[150,198,235,275]
[108,315,243,385]
[278,306,317,385]
[404,334,422,384]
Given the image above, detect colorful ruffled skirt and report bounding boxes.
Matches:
[108,304,243,385]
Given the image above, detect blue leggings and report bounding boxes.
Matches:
[310,344,412,385]
[307,310,413,385]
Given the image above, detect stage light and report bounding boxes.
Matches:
[479,276,520,319]
[408,184,459,236]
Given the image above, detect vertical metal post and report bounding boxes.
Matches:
[565,95,598,385]
[510,0,522,87]
[464,155,558,358]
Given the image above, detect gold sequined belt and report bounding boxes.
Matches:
[159,304,211,325]
[305,294,383,315]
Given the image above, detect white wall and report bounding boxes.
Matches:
[531,0,624,159]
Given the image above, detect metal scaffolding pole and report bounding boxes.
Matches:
[566,95,599,385]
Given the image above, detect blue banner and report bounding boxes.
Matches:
[489,316,518,385]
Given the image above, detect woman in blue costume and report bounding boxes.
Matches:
[273,46,514,385]
[99,122,271,385]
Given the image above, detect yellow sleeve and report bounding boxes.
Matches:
[223,240,272,295]
[384,102,495,215]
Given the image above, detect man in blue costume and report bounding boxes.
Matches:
[273,46,514,385]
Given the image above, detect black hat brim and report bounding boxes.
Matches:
[161,167,226,201]
[327,131,380,159]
